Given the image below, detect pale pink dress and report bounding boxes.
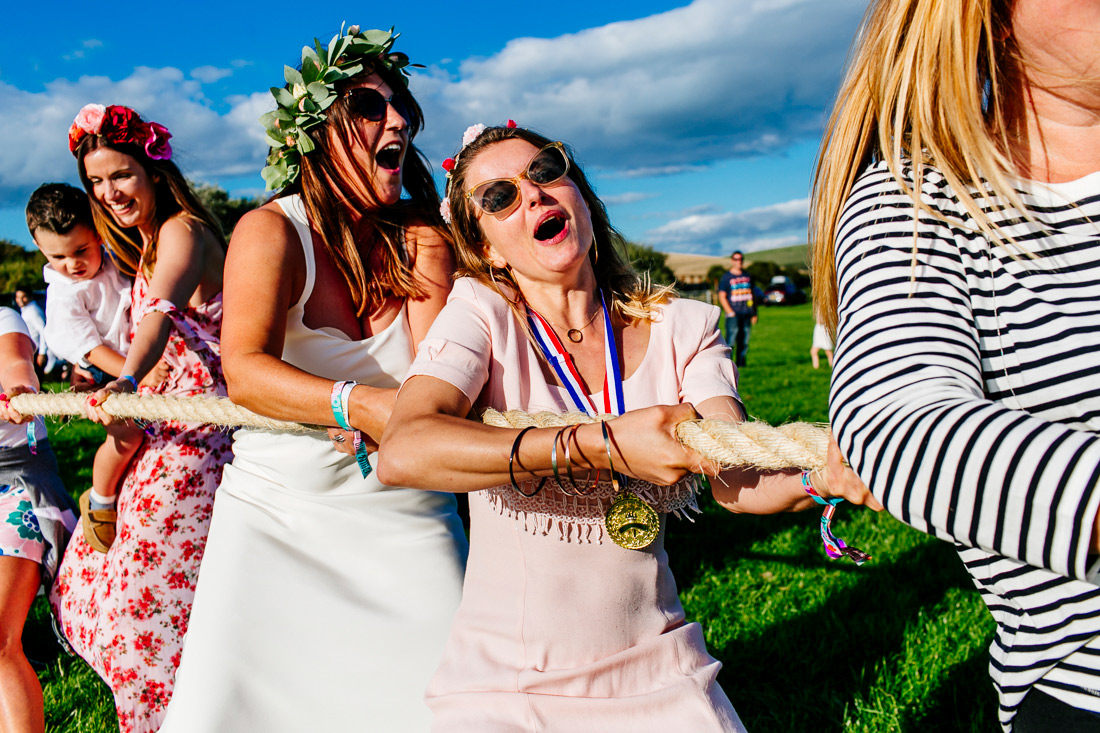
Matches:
[407,278,747,732]
[50,267,233,733]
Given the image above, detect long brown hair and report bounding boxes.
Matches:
[809,0,1025,332]
[277,60,445,316]
[444,125,670,326]
[75,134,227,279]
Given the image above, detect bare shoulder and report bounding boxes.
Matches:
[228,202,300,259]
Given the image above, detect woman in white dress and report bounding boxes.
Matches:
[161,26,467,731]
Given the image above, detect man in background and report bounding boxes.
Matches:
[717,251,758,367]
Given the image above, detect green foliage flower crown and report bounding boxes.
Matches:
[260,24,417,191]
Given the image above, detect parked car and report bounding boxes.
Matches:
[763,275,807,305]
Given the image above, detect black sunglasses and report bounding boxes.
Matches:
[345,88,409,123]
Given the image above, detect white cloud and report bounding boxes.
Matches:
[0,0,865,217]
[191,66,233,84]
[63,39,104,61]
[603,192,659,206]
[413,0,865,170]
[644,197,809,253]
[0,68,270,205]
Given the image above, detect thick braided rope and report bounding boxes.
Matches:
[9,393,829,469]
[8,391,315,433]
[481,409,829,470]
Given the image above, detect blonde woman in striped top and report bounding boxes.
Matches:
[811,0,1100,730]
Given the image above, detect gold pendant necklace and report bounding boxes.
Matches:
[549,306,601,343]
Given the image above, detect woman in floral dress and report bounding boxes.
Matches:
[49,103,231,733]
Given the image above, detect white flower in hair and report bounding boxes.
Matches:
[461,123,486,148]
[440,198,452,225]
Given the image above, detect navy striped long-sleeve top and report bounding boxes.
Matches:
[831,159,1100,730]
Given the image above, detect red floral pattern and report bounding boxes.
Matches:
[50,268,232,733]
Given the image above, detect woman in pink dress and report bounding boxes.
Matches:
[378,123,877,731]
[49,104,231,733]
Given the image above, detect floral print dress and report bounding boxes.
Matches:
[50,267,234,733]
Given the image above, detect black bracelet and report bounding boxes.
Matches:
[508,426,547,498]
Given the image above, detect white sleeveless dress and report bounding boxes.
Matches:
[161,196,469,732]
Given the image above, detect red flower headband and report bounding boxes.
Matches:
[68,104,173,161]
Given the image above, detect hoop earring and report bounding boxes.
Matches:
[591,238,599,267]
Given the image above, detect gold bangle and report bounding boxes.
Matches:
[600,420,622,492]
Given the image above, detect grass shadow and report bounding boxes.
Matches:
[708,539,990,731]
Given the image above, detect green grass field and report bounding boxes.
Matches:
[26,302,996,732]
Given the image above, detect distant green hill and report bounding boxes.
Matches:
[747,243,809,269]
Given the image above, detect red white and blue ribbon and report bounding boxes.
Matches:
[527,291,625,417]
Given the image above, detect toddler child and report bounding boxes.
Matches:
[26,182,151,552]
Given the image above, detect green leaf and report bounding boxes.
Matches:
[297,133,315,154]
[300,97,318,114]
[306,82,333,105]
[363,28,393,46]
[265,131,286,149]
[300,54,321,84]
[284,66,304,87]
[261,158,288,189]
[271,87,295,108]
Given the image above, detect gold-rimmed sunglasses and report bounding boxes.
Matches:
[465,142,570,219]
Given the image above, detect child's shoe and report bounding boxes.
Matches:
[79,489,116,553]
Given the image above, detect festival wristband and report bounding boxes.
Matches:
[352,430,373,478]
[330,380,355,431]
[802,470,871,565]
[23,386,40,455]
[802,469,842,506]
[119,375,138,392]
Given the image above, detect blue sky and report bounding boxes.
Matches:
[0,0,866,255]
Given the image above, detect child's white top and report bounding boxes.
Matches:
[42,253,131,367]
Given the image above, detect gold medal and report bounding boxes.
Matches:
[604,492,660,550]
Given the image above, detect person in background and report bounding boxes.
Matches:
[13,287,60,380]
[0,306,78,733]
[810,314,834,369]
[811,0,1100,730]
[717,250,757,367]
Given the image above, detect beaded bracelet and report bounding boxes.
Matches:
[508,426,547,497]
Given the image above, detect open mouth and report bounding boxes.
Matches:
[534,213,566,242]
[376,143,402,172]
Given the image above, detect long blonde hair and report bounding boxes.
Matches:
[809,0,1025,332]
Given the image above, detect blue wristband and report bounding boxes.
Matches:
[119,374,138,392]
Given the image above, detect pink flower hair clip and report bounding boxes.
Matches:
[439,119,520,224]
